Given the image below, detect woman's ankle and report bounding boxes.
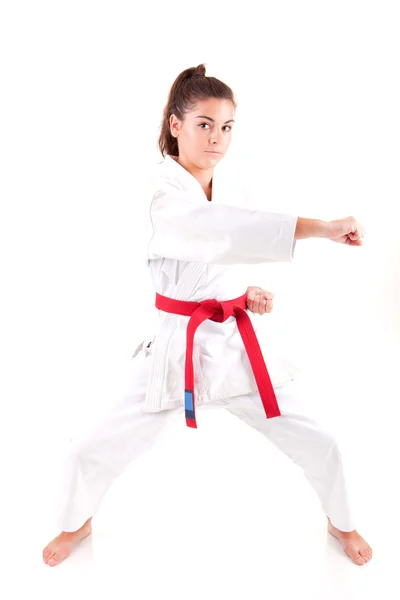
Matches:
[62,517,92,535]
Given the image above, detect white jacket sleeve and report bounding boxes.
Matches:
[147,189,298,265]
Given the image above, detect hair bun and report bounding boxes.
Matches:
[191,64,206,78]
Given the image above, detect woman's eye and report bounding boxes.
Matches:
[199,123,231,131]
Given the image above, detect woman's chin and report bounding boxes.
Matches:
[204,152,223,162]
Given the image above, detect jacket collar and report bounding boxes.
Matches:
[162,154,217,203]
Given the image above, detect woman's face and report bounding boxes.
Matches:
[169,97,235,167]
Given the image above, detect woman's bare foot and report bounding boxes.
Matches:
[327,516,373,565]
[42,517,92,567]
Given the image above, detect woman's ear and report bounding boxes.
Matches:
[169,114,180,138]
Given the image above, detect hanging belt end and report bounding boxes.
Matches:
[185,390,197,429]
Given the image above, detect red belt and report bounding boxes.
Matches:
[155,292,281,429]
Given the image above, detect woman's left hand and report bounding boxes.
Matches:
[246,286,274,315]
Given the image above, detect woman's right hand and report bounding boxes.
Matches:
[326,216,366,246]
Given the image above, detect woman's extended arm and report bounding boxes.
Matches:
[147,188,366,265]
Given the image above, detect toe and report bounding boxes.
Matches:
[47,552,62,566]
[47,558,59,567]
[345,545,365,565]
[361,547,372,562]
[45,552,56,564]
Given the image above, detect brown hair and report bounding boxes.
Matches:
[158,63,237,158]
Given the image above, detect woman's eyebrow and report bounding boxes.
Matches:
[195,115,235,124]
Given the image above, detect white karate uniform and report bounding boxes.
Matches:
[54,154,356,534]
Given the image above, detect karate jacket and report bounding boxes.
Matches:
[132,154,301,413]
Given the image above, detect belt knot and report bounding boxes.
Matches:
[198,298,236,323]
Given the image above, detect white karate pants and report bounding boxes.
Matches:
[55,351,356,534]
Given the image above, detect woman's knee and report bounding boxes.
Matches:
[314,423,345,464]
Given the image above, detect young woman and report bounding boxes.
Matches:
[43,64,372,567]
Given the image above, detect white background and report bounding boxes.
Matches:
[1,1,399,598]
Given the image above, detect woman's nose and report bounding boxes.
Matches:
[210,129,223,144]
